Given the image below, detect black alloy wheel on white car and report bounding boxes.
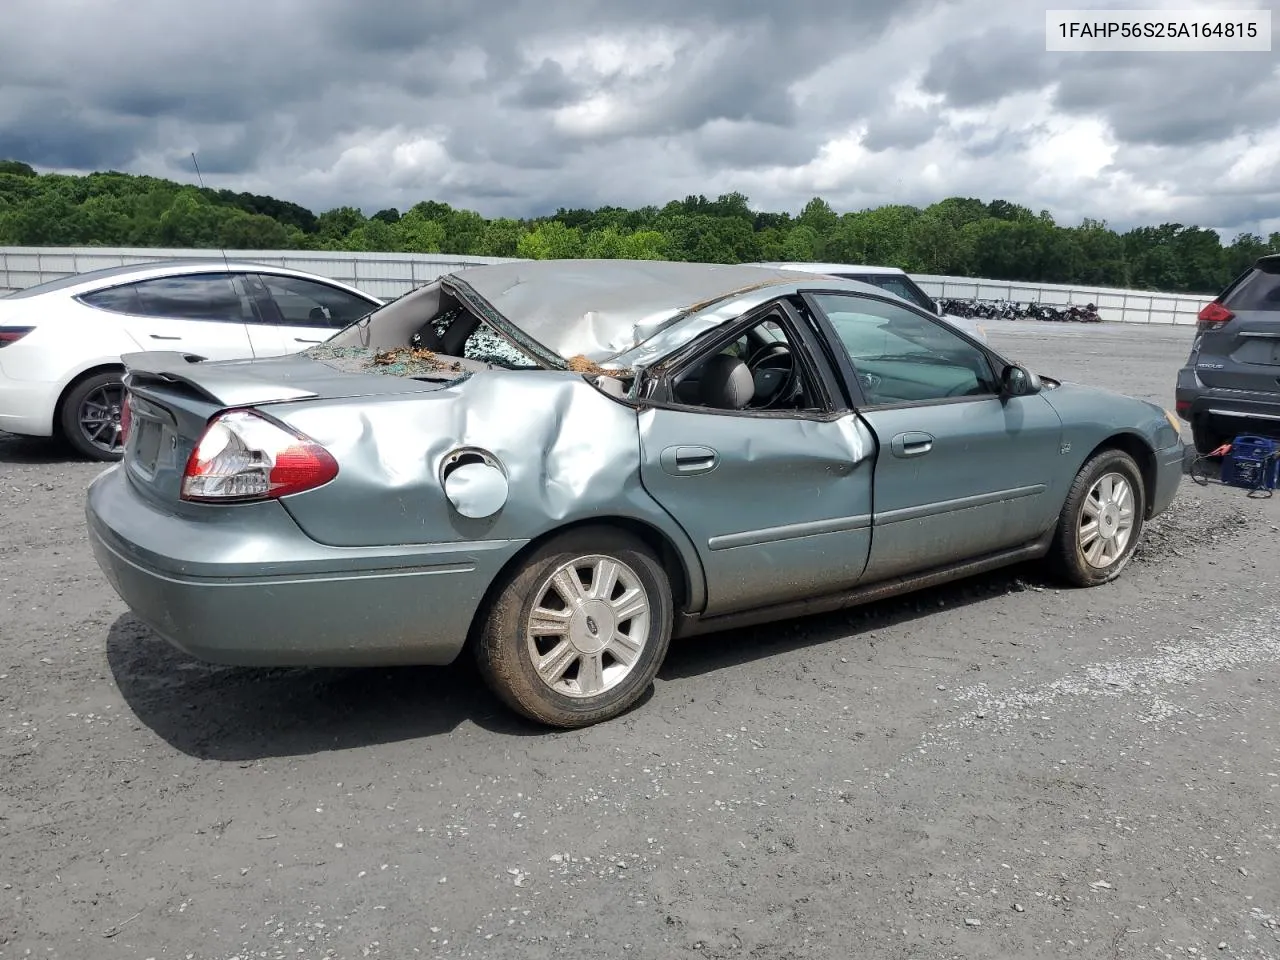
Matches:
[59,370,127,462]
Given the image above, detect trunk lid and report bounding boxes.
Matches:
[119,347,475,503]
[1194,258,1280,394]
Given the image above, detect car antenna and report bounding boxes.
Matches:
[191,151,255,358]
[190,152,233,274]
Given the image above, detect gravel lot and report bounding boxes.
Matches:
[4,320,1280,960]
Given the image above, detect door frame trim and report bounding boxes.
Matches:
[875,484,1047,525]
[707,513,873,551]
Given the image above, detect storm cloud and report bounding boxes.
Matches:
[0,0,1276,235]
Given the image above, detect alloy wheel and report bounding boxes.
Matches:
[78,382,125,456]
[524,555,652,698]
[1078,471,1136,567]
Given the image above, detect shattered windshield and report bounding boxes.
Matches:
[412,304,539,368]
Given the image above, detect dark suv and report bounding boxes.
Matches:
[1176,254,1280,453]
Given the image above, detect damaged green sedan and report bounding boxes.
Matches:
[86,259,1185,728]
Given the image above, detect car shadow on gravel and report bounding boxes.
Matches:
[106,566,1035,761]
[659,564,1039,681]
[105,614,578,761]
[0,432,78,465]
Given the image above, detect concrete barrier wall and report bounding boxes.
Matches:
[0,247,507,301]
[914,274,1213,327]
[0,246,1215,325]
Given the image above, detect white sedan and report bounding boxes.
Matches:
[0,259,381,460]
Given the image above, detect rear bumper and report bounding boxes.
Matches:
[85,466,527,667]
[1176,367,1280,434]
[0,360,58,436]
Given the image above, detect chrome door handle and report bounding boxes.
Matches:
[660,445,719,476]
[891,431,934,458]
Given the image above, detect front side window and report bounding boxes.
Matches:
[256,274,376,328]
[812,293,996,405]
[665,308,827,414]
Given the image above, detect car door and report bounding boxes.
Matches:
[80,273,255,360]
[803,291,1064,583]
[638,301,874,618]
[249,272,379,353]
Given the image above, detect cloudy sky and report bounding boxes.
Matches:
[1,0,1277,236]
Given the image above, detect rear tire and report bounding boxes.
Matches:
[474,527,674,728]
[59,370,126,462]
[1190,418,1229,455]
[1048,449,1146,587]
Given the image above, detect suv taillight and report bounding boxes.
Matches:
[181,409,338,502]
[0,326,33,347]
[1196,302,1233,332]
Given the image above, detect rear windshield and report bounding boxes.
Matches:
[1223,261,1280,312]
[834,273,934,311]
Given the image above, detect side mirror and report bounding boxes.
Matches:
[1000,363,1041,397]
[934,301,945,317]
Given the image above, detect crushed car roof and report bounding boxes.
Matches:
[444,258,819,362]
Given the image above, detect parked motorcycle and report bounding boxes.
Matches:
[937,297,1104,323]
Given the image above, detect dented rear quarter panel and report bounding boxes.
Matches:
[264,368,710,609]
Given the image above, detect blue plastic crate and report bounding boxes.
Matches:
[1221,435,1280,492]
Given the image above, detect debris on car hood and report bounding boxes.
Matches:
[566,354,616,376]
[307,344,469,379]
[372,346,462,372]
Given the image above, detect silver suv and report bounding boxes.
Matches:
[1176,254,1280,453]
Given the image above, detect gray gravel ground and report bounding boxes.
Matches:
[3,320,1280,960]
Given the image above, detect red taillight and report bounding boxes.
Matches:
[0,326,33,347]
[1175,399,1191,417]
[181,409,338,502]
[1196,302,1233,332]
[120,391,132,445]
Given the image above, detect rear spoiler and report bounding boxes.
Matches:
[121,351,320,407]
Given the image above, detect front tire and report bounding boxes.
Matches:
[59,370,126,461]
[475,527,674,728]
[1048,449,1146,587]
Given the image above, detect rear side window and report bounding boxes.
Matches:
[83,275,251,322]
[835,273,934,311]
[132,275,248,321]
[1222,262,1280,312]
[80,284,144,314]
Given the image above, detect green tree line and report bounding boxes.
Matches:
[1,158,1275,294]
